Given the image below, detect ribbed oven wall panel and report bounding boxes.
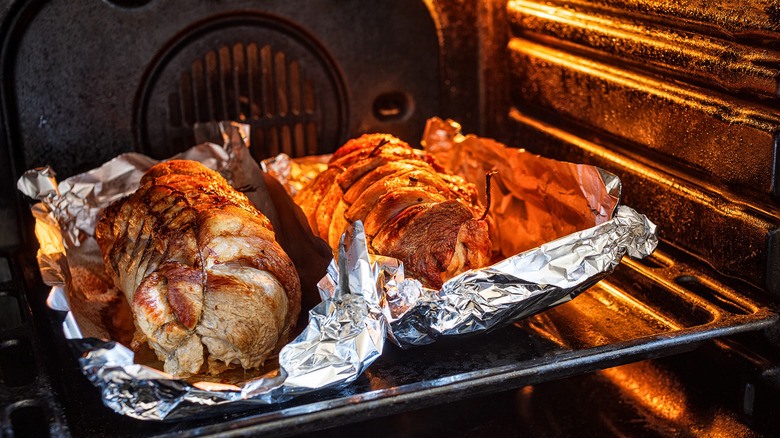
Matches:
[509,107,780,295]
[556,0,780,40]
[508,1,780,97]
[508,36,779,194]
[505,0,780,297]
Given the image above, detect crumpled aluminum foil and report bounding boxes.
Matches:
[17,121,657,421]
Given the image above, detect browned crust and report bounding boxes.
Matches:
[159,263,203,330]
[371,200,474,289]
[314,183,344,239]
[344,169,455,224]
[96,160,302,374]
[362,186,446,237]
[196,205,301,323]
[330,133,415,163]
[292,134,493,289]
[342,160,431,205]
[293,167,341,234]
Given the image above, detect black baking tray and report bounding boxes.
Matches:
[3,239,777,437]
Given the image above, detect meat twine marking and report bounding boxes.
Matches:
[368,138,391,157]
[479,170,497,222]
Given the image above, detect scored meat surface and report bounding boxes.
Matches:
[294,134,492,289]
[96,160,301,378]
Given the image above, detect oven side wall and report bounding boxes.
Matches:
[492,0,780,298]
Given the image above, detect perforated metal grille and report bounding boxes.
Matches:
[167,42,319,159]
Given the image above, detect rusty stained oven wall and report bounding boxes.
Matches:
[501,0,780,298]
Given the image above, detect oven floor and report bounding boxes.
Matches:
[293,343,780,438]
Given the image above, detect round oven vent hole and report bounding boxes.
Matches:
[0,339,36,387]
[373,92,412,122]
[11,403,50,438]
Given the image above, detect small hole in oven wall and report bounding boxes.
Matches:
[10,402,51,438]
[373,92,414,122]
[0,339,37,387]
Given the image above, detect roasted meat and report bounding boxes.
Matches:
[96,160,301,378]
[294,134,491,289]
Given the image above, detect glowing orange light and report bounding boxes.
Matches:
[601,363,686,421]
[192,381,241,392]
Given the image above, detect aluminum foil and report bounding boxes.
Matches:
[17,120,657,421]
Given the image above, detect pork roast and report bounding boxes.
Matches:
[295,134,492,289]
[96,160,301,378]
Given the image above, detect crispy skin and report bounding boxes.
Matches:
[363,187,446,237]
[330,134,416,165]
[315,183,344,239]
[295,167,340,233]
[96,160,300,377]
[345,169,464,224]
[342,160,430,205]
[371,201,490,289]
[294,134,492,289]
[335,153,423,191]
[328,200,350,248]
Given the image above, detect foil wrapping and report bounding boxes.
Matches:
[18,120,657,421]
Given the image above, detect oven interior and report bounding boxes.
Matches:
[1,0,779,436]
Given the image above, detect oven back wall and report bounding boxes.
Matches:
[3,0,443,177]
[1,0,491,250]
